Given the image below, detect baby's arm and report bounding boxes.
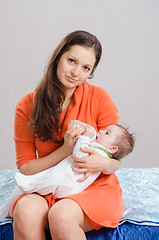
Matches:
[83,124,96,139]
[71,135,101,190]
[73,135,91,157]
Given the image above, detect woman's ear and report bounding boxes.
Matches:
[107,146,118,154]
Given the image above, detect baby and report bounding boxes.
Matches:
[0,120,134,218]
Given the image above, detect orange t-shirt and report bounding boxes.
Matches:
[13,81,124,229]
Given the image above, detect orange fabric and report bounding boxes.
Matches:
[13,81,123,229]
[45,173,124,230]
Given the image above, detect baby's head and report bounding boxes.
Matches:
[95,125,135,160]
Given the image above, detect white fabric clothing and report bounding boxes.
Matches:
[0,122,108,218]
[15,136,108,197]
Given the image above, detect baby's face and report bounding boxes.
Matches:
[95,125,122,148]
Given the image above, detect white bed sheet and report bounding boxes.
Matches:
[0,168,159,226]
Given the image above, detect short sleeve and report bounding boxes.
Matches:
[14,94,37,168]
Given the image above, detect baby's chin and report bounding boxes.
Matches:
[95,138,106,148]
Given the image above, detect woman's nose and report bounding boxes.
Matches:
[71,66,80,77]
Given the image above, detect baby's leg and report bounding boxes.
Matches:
[15,167,54,193]
[15,170,73,196]
[15,156,74,195]
[0,185,23,218]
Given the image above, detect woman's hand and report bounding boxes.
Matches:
[63,124,85,155]
[71,147,120,182]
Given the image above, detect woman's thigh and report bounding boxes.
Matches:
[48,198,93,232]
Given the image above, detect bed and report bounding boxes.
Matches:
[0,168,159,240]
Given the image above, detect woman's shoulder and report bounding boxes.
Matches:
[84,81,110,99]
[16,92,34,107]
[15,91,35,118]
[85,81,118,114]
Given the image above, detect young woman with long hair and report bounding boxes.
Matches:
[13,30,124,240]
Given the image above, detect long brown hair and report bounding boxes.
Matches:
[30,30,102,142]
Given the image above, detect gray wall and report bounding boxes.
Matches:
[0,0,159,169]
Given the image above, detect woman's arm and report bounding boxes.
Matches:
[19,144,71,175]
[19,125,84,175]
[72,147,120,182]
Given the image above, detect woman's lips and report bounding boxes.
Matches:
[66,75,77,83]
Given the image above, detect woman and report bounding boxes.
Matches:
[13,30,124,240]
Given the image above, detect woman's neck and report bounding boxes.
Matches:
[62,88,75,111]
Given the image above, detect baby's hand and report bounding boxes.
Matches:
[84,125,96,138]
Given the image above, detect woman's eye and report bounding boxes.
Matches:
[68,58,75,63]
[106,131,108,135]
[83,66,90,71]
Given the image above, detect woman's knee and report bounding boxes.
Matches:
[13,194,49,235]
[48,199,93,236]
[48,200,73,229]
[48,200,77,238]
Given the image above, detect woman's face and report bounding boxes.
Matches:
[57,45,96,93]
